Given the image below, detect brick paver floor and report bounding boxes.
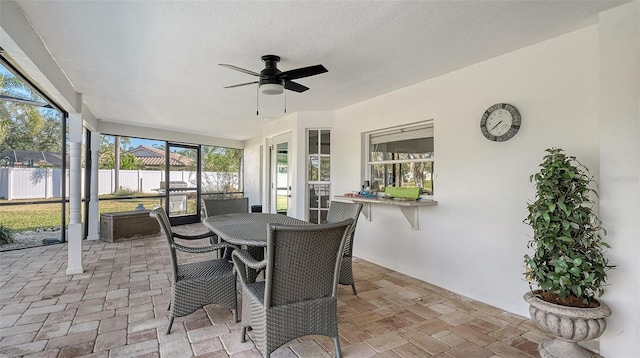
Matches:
[0,223,600,357]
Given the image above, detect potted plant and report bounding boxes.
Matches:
[523,148,614,358]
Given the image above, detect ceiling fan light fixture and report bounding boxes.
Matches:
[260,83,284,95]
[221,55,327,106]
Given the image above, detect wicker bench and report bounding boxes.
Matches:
[100,210,160,243]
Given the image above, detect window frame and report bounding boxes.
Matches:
[306,129,331,224]
[364,121,434,198]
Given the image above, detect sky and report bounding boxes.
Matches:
[128,138,162,149]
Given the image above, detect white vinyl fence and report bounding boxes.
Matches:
[0,168,63,200]
[0,168,239,200]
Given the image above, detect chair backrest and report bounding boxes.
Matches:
[202,197,249,218]
[264,219,353,308]
[326,201,363,256]
[149,208,178,279]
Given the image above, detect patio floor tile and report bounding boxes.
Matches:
[57,341,94,357]
[93,329,127,352]
[0,224,603,357]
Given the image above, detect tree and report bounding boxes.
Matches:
[99,151,144,170]
[203,147,242,192]
[175,146,242,172]
[176,146,242,192]
[202,146,242,173]
[98,135,143,169]
[0,68,62,152]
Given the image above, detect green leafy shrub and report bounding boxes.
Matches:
[524,148,614,306]
[0,224,15,245]
[113,188,138,196]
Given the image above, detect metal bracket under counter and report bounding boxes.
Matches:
[332,195,438,230]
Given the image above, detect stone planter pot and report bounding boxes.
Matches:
[524,291,611,358]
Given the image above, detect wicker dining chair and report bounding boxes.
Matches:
[202,197,250,257]
[231,219,354,358]
[150,208,237,334]
[202,197,249,218]
[326,201,364,295]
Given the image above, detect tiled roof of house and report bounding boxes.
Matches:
[136,156,186,166]
[126,145,193,167]
[0,150,65,167]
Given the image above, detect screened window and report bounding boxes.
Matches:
[200,145,243,194]
[0,55,67,247]
[367,122,434,196]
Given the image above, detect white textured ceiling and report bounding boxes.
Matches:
[12,0,627,141]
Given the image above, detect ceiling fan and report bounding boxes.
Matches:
[220,55,327,95]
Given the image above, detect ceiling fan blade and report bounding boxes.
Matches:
[223,81,259,89]
[279,64,328,81]
[219,64,263,77]
[284,80,309,93]
[0,94,52,108]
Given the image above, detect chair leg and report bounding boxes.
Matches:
[240,326,247,343]
[223,246,236,261]
[167,301,171,311]
[351,283,357,295]
[166,317,174,335]
[334,337,342,358]
[232,309,238,323]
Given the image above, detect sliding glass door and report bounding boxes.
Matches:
[165,143,200,225]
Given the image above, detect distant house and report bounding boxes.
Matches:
[125,145,193,170]
[0,150,64,168]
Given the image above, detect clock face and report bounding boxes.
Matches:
[485,109,512,136]
[480,103,521,142]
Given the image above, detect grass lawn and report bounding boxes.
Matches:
[0,197,165,232]
[276,195,288,212]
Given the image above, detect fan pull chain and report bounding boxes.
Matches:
[256,85,259,116]
[284,84,287,114]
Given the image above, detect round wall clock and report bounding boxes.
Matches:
[480,103,521,142]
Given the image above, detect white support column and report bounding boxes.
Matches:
[86,131,101,240]
[66,112,84,275]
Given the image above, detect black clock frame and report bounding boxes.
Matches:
[480,103,521,142]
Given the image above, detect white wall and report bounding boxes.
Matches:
[209,6,640,356]
[598,2,640,356]
[334,26,600,318]
[325,10,640,355]
[251,111,335,218]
